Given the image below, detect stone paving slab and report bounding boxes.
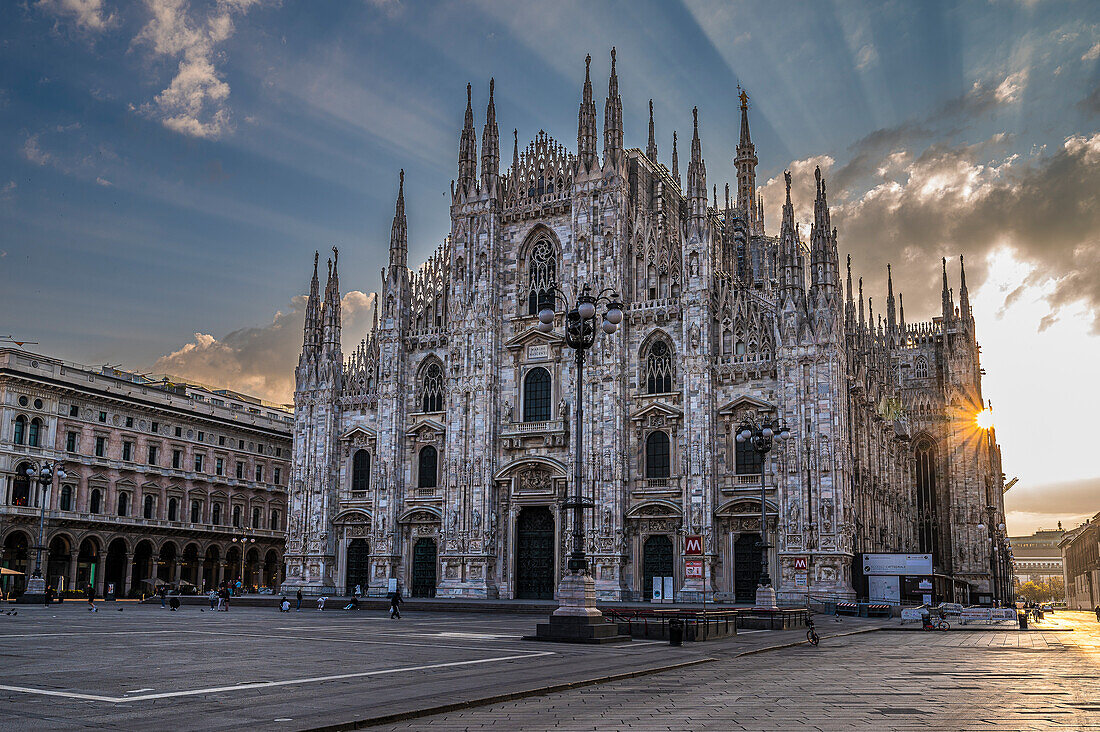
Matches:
[377,612,1100,731]
[0,602,863,731]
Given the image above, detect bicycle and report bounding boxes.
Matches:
[922,615,950,631]
[806,616,819,646]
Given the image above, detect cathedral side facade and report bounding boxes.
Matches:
[283,52,1011,605]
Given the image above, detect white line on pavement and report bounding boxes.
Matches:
[0,651,556,704]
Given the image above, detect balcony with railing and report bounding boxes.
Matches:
[719,473,763,494]
[631,476,681,495]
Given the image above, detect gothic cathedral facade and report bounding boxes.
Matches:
[284,51,1009,604]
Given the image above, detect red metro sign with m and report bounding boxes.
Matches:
[684,536,703,555]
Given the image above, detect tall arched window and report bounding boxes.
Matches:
[252,507,261,529]
[735,437,763,475]
[212,503,221,525]
[914,357,929,379]
[527,238,556,315]
[419,361,445,413]
[352,449,370,492]
[915,440,938,554]
[523,368,552,422]
[418,446,438,488]
[28,418,41,447]
[117,492,129,517]
[190,500,201,523]
[144,494,155,519]
[90,488,102,514]
[13,415,26,445]
[270,509,280,531]
[644,339,673,394]
[645,431,671,479]
[232,505,241,528]
[168,497,178,522]
[60,485,73,511]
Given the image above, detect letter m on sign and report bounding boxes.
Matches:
[684,535,703,555]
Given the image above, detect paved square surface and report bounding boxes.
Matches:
[379,611,1100,731]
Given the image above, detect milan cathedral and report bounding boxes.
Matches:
[283,51,1009,604]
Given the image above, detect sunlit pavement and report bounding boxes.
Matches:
[379,611,1100,731]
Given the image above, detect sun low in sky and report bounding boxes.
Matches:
[2,0,1099,534]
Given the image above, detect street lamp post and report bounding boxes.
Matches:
[232,533,256,592]
[530,283,626,644]
[735,418,790,609]
[22,460,66,603]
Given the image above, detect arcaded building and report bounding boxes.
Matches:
[0,349,291,597]
[284,51,1009,604]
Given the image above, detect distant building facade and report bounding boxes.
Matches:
[1008,526,1065,588]
[1060,514,1100,610]
[0,349,292,598]
[284,52,1009,604]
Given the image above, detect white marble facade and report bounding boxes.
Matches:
[282,52,1008,604]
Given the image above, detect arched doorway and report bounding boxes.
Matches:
[642,535,674,601]
[202,546,220,590]
[182,544,200,588]
[131,540,154,597]
[345,539,370,595]
[245,548,260,590]
[11,463,31,506]
[515,507,555,599]
[158,543,178,584]
[225,546,241,584]
[47,535,71,591]
[734,533,762,603]
[2,532,30,596]
[76,537,100,592]
[264,549,281,589]
[411,538,436,597]
[104,538,128,597]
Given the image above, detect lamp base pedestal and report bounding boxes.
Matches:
[753,583,779,611]
[527,572,630,644]
[18,576,46,605]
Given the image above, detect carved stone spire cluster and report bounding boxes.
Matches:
[390,170,407,269]
[687,107,706,221]
[481,78,499,191]
[646,99,657,162]
[603,47,623,166]
[457,83,478,196]
[577,54,598,174]
[734,87,760,235]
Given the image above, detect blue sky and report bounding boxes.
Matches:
[2,0,1099,532]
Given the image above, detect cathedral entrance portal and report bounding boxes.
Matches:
[642,535,674,601]
[345,539,370,595]
[734,533,762,603]
[411,538,437,598]
[515,507,555,600]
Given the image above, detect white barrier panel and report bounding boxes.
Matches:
[960,608,1018,624]
[900,608,924,624]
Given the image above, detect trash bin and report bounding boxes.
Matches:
[668,618,684,647]
[1018,612,1028,631]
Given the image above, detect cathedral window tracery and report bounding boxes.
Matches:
[419,360,445,413]
[352,449,370,494]
[914,356,929,379]
[645,431,671,479]
[523,367,552,422]
[643,338,674,394]
[526,237,557,315]
[418,446,438,489]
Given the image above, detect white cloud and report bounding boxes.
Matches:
[1083,42,1100,61]
[95,176,113,186]
[0,181,15,197]
[855,44,878,71]
[22,135,52,166]
[133,0,268,139]
[154,289,376,403]
[37,0,115,34]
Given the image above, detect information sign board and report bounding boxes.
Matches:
[793,556,807,570]
[862,553,933,576]
[685,560,704,579]
[684,536,703,555]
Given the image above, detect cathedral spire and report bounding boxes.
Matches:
[671,131,679,188]
[603,47,623,165]
[899,293,906,334]
[734,86,760,235]
[809,165,838,306]
[389,170,407,269]
[480,78,498,191]
[778,170,804,306]
[858,276,865,330]
[577,54,598,173]
[687,106,707,220]
[322,246,341,354]
[646,99,657,162]
[886,263,897,338]
[959,255,971,322]
[845,253,855,326]
[303,250,321,354]
[941,257,953,323]
[458,83,478,195]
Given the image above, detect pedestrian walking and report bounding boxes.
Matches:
[296,588,303,612]
[86,584,97,612]
[168,595,180,611]
[159,585,167,608]
[209,589,218,610]
[1094,605,1100,623]
[389,588,403,619]
[235,579,242,596]
[43,584,53,607]
[222,586,231,611]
